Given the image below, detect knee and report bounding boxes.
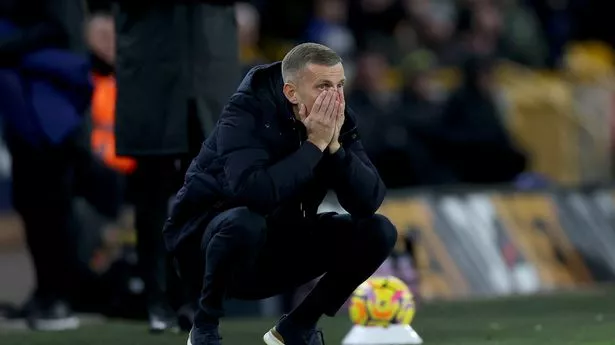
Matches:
[359,214,398,253]
[216,207,267,247]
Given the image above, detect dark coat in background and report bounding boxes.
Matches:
[113,1,240,156]
[0,0,91,147]
[163,62,386,253]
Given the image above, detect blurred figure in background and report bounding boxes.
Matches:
[348,0,406,54]
[447,0,503,65]
[403,0,455,61]
[235,1,267,77]
[499,0,547,67]
[112,0,240,332]
[399,49,441,123]
[87,13,137,175]
[349,51,401,161]
[350,50,457,187]
[349,51,436,188]
[427,55,527,184]
[86,13,115,75]
[528,0,574,68]
[395,49,461,185]
[0,0,90,331]
[305,0,355,60]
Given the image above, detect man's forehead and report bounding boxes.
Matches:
[303,62,345,82]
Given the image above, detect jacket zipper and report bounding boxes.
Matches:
[293,120,358,219]
[293,119,307,219]
[299,133,305,218]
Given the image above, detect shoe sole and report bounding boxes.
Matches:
[263,329,284,345]
[28,316,80,331]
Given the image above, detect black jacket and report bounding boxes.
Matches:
[113,1,240,156]
[163,62,386,253]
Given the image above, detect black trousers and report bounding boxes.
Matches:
[9,133,85,301]
[131,158,184,307]
[175,207,398,319]
[131,103,203,309]
[9,129,123,302]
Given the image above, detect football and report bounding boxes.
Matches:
[348,276,415,327]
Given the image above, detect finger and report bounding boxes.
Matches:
[329,100,341,123]
[335,88,345,114]
[321,91,334,114]
[298,104,307,122]
[313,91,328,114]
[321,90,335,117]
[337,100,343,119]
[325,97,337,122]
[324,91,338,120]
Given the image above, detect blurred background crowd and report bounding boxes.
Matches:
[231,0,615,188]
[1,0,615,335]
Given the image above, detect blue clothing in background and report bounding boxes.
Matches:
[0,19,92,147]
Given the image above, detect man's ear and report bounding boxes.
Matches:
[283,83,299,105]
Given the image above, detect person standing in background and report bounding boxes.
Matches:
[0,0,90,331]
[111,0,240,333]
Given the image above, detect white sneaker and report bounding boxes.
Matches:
[263,327,285,345]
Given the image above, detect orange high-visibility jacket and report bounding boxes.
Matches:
[91,74,137,174]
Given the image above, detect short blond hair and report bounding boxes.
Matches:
[281,43,342,82]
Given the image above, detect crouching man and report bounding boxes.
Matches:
[163,43,398,345]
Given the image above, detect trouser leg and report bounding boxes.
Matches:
[229,213,398,323]
[288,214,397,323]
[133,157,180,308]
[196,207,267,320]
[10,138,79,301]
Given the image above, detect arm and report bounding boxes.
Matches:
[218,96,324,214]
[328,134,386,217]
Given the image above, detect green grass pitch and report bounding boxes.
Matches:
[2,288,615,345]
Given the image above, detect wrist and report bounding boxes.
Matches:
[328,142,341,154]
[307,138,328,152]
